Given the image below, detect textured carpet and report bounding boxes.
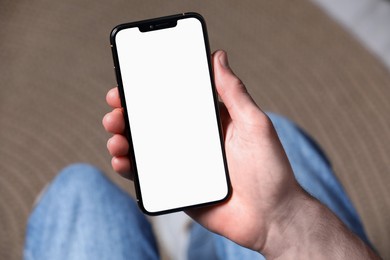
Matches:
[0,0,389,259]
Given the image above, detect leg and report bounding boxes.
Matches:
[24,164,158,260]
[188,223,265,260]
[187,113,370,259]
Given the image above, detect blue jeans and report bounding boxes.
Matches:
[24,114,370,259]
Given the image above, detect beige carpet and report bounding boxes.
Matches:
[0,0,389,259]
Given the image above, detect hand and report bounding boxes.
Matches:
[184,51,302,251]
[103,50,300,251]
[103,50,378,259]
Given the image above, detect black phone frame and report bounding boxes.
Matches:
[110,12,232,215]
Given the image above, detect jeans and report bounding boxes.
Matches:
[24,114,370,259]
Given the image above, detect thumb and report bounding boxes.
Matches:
[212,50,263,122]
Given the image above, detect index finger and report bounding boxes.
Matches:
[106,87,122,108]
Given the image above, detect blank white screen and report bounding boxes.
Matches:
[115,17,228,213]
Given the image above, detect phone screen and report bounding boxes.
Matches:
[111,14,230,214]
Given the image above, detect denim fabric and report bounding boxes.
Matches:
[24,113,369,259]
[24,164,158,260]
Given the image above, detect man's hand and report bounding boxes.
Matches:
[103,50,299,251]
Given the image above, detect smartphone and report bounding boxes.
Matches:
[110,13,231,215]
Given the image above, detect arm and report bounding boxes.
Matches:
[263,190,379,259]
[103,50,379,259]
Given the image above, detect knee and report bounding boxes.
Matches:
[266,112,301,139]
[49,163,108,198]
[29,164,112,224]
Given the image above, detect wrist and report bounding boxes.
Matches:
[260,187,378,259]
[260,186,313,258]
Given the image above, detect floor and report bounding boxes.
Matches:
[312,0,390,69]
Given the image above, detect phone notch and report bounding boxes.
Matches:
[139,20,177,32]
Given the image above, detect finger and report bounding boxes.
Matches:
[102,108,125,134]
[111,156,133,180]
[107,134,129,157]
[106,87,122,108]
[212,50,265,122]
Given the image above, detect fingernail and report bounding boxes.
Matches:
[218,51,229,68]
